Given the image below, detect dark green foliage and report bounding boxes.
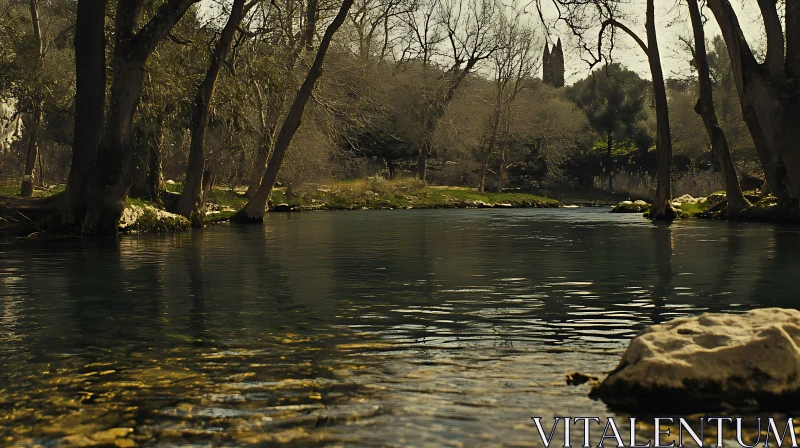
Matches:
[566,63,651,152]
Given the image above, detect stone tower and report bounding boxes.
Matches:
[542,38,565,88]
[542,43,552,85]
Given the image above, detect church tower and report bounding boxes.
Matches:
[542,43,552,85]
[550,38,565,88]
[542,38,565,88]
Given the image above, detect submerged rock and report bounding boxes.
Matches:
[270,203,293,212]
[610,200,650,213]
[566,372,598,386]
[590,308,800,412]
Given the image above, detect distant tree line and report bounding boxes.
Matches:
[0,0,796,232]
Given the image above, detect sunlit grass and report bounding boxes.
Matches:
[266,178,558,210]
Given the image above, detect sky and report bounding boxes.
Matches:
[533,0,766,84]
[197,0,767,85]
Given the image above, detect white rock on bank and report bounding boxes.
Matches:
[590,308,800,411]
[118,204,189,231]
[671,194,707,206]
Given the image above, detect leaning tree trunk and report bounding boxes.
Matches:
[177,0,247,226]
[231,0,354,223]
[245,81,279,198]
[63,0,106,225]
[645,0,677,221]
[246,137,271,198]
[686,0,749,216]
[81,0,199,235]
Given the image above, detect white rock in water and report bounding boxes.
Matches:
[166,179,176,185]
[633,200,648,205]
[590,308,800,411]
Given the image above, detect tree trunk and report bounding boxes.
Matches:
[686,0,749,216]
[129,116,165,203]
[63,0,106,225]
[606,131,614,192]
[21,0,43,198]
[81,0,198,234]
[245,79,279,198]
[416,61,480,182]
[232,0,354,223]
[82,60,146,234]
[706,0,800,218]
[645,0,677,221]
[416,142,429,181]
[21,107,42,197]
[497,142,507,193]
[178,0,247,225]
[149,130,165,205]
[478,108,502,192]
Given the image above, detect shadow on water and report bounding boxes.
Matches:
[0,208,799,446]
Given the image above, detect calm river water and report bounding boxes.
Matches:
[1,208,798,447]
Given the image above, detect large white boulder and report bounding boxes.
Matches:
[118,204,190,232]
[590,308,800,411]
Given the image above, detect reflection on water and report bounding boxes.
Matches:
[0,208,798,446]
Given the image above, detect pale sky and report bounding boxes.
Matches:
[198,0,766,84]
[534,0,766,84]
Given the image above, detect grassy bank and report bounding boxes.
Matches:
[202,179,560,223]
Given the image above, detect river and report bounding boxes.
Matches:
[1,208,798,447]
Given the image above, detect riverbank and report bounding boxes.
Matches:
[199,179,561,223]
[610,191,798,223]
[0,179,561,236]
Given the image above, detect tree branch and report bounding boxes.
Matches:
[599,18,648,58]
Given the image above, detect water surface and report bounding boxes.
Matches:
[1,208,798,446]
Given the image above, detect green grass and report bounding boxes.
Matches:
[165,181,183,194]
[677,201,713,218]
[126,197,158,208]
[264,179,559,211]
[0,184,18,196]
[0,181,64,197]
[206,188,248,210]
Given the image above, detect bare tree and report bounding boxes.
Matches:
[232,0,355,222]
[475,7,537,192]
[408,0,502,181]
[177,0,256,226]
[348,0,409,60]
